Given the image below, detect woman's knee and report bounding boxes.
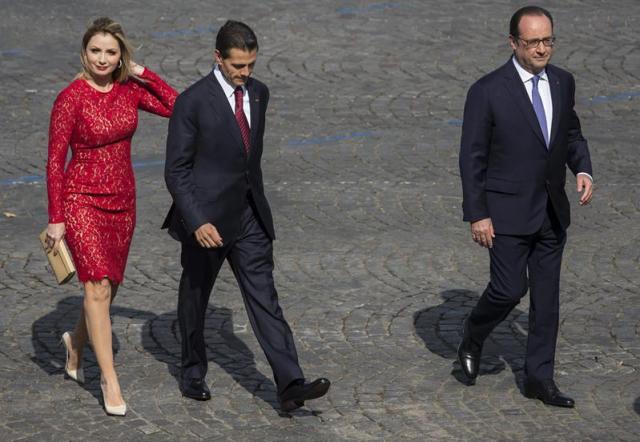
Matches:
[84,279,112,304]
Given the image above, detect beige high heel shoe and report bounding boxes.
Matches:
[100,382,127,416]
[61,332,84,384]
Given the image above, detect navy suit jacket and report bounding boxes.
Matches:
[459,59,592,235]
[163,72,275,243]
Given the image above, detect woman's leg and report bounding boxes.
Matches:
[66,282,119,370]
[64,304,88,372]
[84,278,124,406]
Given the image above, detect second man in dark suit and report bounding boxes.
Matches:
[458,6,593,407]
[163,20,330,412]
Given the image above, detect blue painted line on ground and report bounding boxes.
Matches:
[336,2,399,14]
[0,175,42,185]
[0,131,381,187]
[288,131,378,146]
[1,121,463,185]
[1,48,24,57]
[0,160,166,187]
[587,91,640,104]
[151,25,217,39]
[131,159,165,168]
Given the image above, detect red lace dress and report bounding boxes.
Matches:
[46,69,177,283]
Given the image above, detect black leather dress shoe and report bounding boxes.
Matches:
[279,378,331,412]
[524,379,575,408]
[181,378,211,401]
[457,340,481,382]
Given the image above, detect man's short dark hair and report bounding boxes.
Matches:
[509,6,553,38]
[216,20,258,58]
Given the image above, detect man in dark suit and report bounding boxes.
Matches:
[458,6,593,408]
[163,20,330,412]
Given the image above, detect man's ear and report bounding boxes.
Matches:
[214,49,223,64]
[508,35,518,51]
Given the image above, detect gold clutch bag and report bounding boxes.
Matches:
[39,230,76,284]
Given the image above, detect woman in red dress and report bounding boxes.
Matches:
[44,17,177,416]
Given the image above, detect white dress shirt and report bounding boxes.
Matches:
[214,65,251,128]
[511,57,592,182]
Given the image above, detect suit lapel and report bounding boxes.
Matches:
[547,67,561,149]
[247,79,260,156]
[206,72,247,158]
[502,61,548,150]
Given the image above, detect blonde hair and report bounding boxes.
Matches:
[78,17,134,83]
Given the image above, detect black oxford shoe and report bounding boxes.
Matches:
[524,379,575,408]
[279,378,331,412]
[457,340,481,382]
[181,378,211,401]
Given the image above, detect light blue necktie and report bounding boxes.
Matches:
[531,75,549,147]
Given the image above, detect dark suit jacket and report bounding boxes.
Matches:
[162,72,275,243]
[459,59,592,235]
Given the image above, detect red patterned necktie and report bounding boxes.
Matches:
[234,86,250,154]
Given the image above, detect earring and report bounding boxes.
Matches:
[118,59,123,69]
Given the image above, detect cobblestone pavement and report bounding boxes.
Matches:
[1,0,639,440]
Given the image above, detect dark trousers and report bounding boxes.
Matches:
[466,207,567,381]
[177,201,304,395]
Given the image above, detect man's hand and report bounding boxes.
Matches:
[470,218,495,249]
[45,223,65,255]
[194,223,223,248]
[577,174,593,206]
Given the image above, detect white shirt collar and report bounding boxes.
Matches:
[511,56,548,83]
[213,64,247,97]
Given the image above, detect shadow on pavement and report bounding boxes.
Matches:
[141,304,282,411]
[32,296,315,415]
[634,397,640,415]
[30,295,155,403]
[413,289,528,388]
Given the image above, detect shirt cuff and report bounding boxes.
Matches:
[577,172,593,182]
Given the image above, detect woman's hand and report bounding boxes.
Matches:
[45,223,65,255]
[129,61,145,76]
